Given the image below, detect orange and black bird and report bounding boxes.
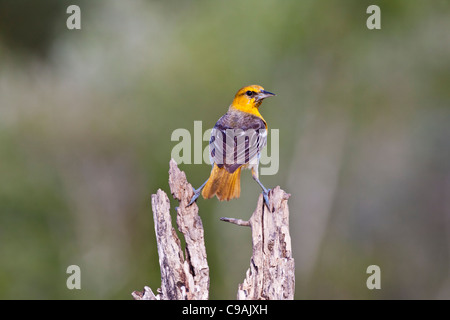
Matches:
[189,85,275,207]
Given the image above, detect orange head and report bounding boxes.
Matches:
[230,85,275,118]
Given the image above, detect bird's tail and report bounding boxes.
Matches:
[202,164,242,201]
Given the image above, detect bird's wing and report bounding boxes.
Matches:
[209,120,267,174]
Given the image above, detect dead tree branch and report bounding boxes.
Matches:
[133,159,208,300]
[221,187,295,300]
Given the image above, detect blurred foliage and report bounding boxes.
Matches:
[0,0,64,58]
[0,0,449,299]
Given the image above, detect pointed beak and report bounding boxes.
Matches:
[256,90,276,101]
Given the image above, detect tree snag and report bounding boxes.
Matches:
[132,159,294,300]
[221,187,295,300]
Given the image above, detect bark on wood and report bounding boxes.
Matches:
[221,187,295,300]
[132,159,209,300]
[132,159,295,300]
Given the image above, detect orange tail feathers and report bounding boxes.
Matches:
[202,164,242,201]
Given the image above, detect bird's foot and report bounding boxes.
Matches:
[188,189,201,206]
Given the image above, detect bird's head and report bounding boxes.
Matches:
[231,85,275,114]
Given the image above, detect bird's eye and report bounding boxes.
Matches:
[246,91,253,97]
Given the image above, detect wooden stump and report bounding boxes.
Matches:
[132,159,294,300]
[222,188,295,300]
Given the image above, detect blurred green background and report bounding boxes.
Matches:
[1,0,449,299]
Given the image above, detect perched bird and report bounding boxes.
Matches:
[189,85,275,207]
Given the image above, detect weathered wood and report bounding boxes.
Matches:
[221,187,295,300]
[133,159,209,300]
[168,159,209,300]
[133,160,295,300]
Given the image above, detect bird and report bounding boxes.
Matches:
[189,85,275,207]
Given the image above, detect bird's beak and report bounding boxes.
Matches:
[256,90,276,101]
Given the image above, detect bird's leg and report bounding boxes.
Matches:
[188,178,209,206]
[252,168,271,208]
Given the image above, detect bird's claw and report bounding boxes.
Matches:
[188,190,201,206]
